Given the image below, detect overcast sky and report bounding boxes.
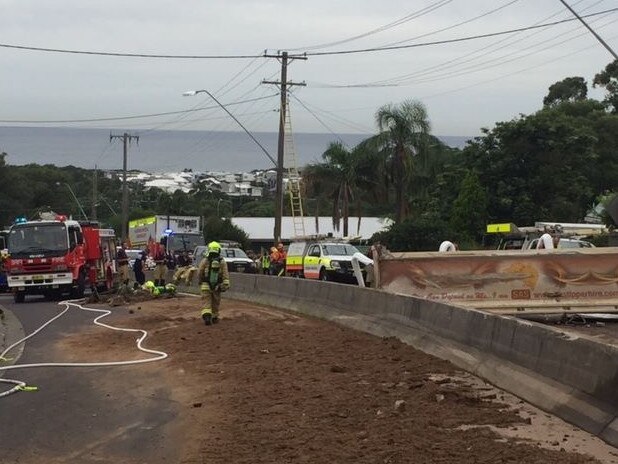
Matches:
[0,0,616,139]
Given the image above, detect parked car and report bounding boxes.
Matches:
[193,245,257,273]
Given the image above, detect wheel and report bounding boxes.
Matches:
[14,291,25,303]
[70,271,86,299]
[319,268,330,282]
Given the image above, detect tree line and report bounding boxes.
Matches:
[304,59,618,250]
[0,60,616,252]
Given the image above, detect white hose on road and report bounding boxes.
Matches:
[0,299,168,398]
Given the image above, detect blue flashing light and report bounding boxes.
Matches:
[164,228,173,235]
[15,216,27,224]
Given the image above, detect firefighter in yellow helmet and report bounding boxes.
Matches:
[197,241,230,325]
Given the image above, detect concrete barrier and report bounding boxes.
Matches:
[182,273,618,447]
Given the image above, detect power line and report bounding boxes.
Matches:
[289,94,349,147]
[287,0,455,52]
[368,10,618,88]
[301,7,618,56]
[0,42,264,59]
[136,55,269,135]
[378,0,521,48]
[396,14,618,87]
[356,0,597,87]
[419,31,618,100]
[0,94,278,124]
[559,0,618,59]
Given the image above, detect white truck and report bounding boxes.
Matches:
[128,215,204,255]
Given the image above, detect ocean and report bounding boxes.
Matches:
[0,126,471,172]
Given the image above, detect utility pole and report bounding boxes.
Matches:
[558,0,618,60]
[91,165,98,222]
[110,133,139,242]
[262,51,306,243]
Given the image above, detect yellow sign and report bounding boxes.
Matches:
[486,223,513,233]
[129,216,157,228]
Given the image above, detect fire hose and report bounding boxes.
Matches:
[0,299,168,398]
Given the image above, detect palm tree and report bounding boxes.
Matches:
[375,100,431,223]
[304,141,367,237]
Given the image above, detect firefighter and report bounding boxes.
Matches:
[153,244,167,286]
[117,242,129,286]
[197,241,230,326]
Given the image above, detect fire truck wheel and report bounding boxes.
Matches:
[71,271,86,299]
[14,291,25,303]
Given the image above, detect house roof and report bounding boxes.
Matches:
[231,216,392,241]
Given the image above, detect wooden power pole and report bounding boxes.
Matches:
[263,51,306,244]
[110,133,139,242]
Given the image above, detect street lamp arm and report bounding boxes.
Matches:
[183,89,277,167]
[56,182,88,220]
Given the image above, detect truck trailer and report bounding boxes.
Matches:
[128,215,204,256]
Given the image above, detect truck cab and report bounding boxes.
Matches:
[6,216,117,302]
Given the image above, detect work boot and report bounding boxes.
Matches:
[212,316,219,324]
[202,314,212,326]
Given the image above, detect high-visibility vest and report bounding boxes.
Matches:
[262,255,270,269]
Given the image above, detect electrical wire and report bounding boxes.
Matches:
[0,94,278,124]
[289,93,349,147]
[395,13,618,87]
[287,0,455,52]
[379,0,521,48]
[0,42,263,59]
[300,7,618,56]
[352,0,597,87]
[136,56,270,136]
[418,31,618,100]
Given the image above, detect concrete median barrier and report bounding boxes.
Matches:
[181,273,618,447]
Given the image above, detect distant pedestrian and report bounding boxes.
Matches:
[133,252,146,287]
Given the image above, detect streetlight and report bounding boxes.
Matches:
[216,198,233,218]
[183,89,281,241]
[182,89,276,166]
[56,182,88,220]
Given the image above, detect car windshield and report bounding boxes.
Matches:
[168,234,204,252]
[222,248,249,259]
[8,224,68,256]
[322,244,359,256]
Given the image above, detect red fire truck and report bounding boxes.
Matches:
[5,215,118,303]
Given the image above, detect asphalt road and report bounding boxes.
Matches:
[0,294,180,464]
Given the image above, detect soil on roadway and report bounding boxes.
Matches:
[48,296,617,463]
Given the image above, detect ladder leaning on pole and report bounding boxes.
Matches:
[282,102,306,237]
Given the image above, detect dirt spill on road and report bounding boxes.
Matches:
[58,297,615,463]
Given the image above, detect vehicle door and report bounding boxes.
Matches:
[303,244,321,279]
[286,241,306,276]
